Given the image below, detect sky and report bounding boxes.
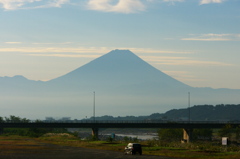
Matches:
[0,0,239,89]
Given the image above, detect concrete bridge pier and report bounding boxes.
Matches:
[0,127,3,135]
[183,128,193,143]
[92,128,99,140]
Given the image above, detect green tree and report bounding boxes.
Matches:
[158,128,182,142]
[4,115,30,123]
[235,127,240,141]
[193,129,212,140]
[1,116,69,137]
[0,116,4,123]
[218,124,233,139]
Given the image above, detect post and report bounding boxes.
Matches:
[93,91,95,122]
[188,92,190,122]
[183,128,193,143]
[92,127,98,140]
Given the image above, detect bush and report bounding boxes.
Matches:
[123,136,139,143]
[193,129,213,141]
[106,136,113,142]
[158,129,182,142]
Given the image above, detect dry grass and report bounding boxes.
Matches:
[37,135,240,159]
[1,135,240,159]
[0,136,49,155]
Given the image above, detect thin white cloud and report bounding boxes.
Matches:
[0,0,228,11]
[163,0,184,3]
[0,0,40,10]
[87,0,146,13]
[181,33,240,41]
[0,46,192,54]
[163,0,184,1]
[32,42,72,45]
[141,55,233,66]
[182,38,231,41]
[5,42,22,44]
[0,47,110,53]
[126,48,192,54]
[0,45,231,69]
[159,59,233,66]
[0,0,69,10]
[35,0,69,8]
[200,0,225,5]
[1,44,229,67]
[159,0,184,5]
[163,71,204,82]
[28,53,99,58]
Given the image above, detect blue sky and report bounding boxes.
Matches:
[0,0,239,89]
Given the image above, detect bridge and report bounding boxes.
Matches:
[1,120,239,143]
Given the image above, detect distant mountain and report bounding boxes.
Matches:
[163,104,240,121]
[48,50,190,93]
[87,104,240,121]
[0,50,239,119]
[0,75,44,95]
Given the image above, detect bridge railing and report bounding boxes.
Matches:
[1,120,240,124]
[39,120,240,124]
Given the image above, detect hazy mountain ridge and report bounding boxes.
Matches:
[90,104,240,121]
[0,75,45,95]
[0,49,239,119]
[156,104,240,121]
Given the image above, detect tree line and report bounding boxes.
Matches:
[158,124,240,143]
[0,115,68,137]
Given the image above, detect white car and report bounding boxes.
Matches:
[124,143,142,155]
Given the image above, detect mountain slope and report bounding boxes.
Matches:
[0,75,44,95]
[49,49,190,91]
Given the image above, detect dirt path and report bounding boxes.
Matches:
[0,142,177,159]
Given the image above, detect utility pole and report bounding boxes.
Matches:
[93,91,95,122]
[188,92,190,122]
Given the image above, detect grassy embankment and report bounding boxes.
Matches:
[1,134,240,159]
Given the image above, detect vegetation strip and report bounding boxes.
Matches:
[1,116,240,158]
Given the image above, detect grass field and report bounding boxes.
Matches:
[1,134,240,159]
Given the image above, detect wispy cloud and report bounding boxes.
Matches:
[125,48,192,54]
[0,0,37,10]
[32,42,72,45]
[36,0,69,8]
[0,0,147,13]
[5,42,22,44]
[0,45,231,67]
[163,71,204,82]
[28,53,99,58]
[182,38,231,41]
[0,0,69,10]
[0,47,110,53]
[162,0,184,5]
[139,54,233,84]
[181,33,240,41]
[163,0,184,1]
[87,0,146,14]
[140,55,233,66]
[0,0,227,11]
[200,0,225,5]
[0,46,192,55]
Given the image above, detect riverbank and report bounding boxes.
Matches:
[2,134,240,159]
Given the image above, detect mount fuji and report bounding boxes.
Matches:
[49,49,190,92]
[0,49,239,119]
